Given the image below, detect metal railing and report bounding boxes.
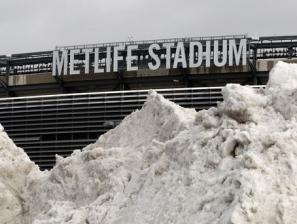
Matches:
[55,34,247,50]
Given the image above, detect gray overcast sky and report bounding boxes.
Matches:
[1,0,296,55]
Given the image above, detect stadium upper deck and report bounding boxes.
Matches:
[0,34,296,97]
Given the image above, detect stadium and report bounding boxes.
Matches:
[0,34,297,169]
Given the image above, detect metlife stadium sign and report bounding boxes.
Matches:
[52,38,247,76]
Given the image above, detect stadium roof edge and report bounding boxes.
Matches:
[259,35,297,40]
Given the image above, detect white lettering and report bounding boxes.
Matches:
[189,42,203,68]
[127,45,138,71]
[82,48,92,74]
[163,43,175,69]
[52,38,248,75]
[205,41,211,68]
[173,42,187,68]
[94,48,104,73]
[229,39,247,66]
[52,50,68,76]
[148,44,161,70]
[106,47,112,73]
[114,45,125,72]
[70,49,80,75]
[214,40,228,67]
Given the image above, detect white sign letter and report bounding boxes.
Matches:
[189,42,203,68]
[205,41,211,68]
[229,39,247,66]
[52,50,68,76]
[173,42,187,68]
[82,48,92,74]
[106,47,112,73]
[214,40,228,67]
[94,48,104,73]
[148,44,161,70]
[113,45,125,72]
[127,45,138,71]
[70,49,80,75]
[163,43,175,69]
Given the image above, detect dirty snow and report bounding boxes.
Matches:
[1,61,297,223]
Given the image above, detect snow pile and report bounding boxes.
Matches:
[2,61,297,223]
[266,62,297,119]
[0,125,39,224]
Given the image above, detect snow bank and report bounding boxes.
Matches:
[0,125,39,224]
[2,61,297,223]
[266,61,297,119]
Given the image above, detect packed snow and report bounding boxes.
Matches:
[1,61,297,223]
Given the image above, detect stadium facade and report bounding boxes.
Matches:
[0,34,296,169]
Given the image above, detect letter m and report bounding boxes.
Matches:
[229,39,247,66]
[52,50,68,76]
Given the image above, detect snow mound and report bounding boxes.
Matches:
[0,125,39,224]
[266,61,297,119]
[2,61,297,223]
[94,90,197,148]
